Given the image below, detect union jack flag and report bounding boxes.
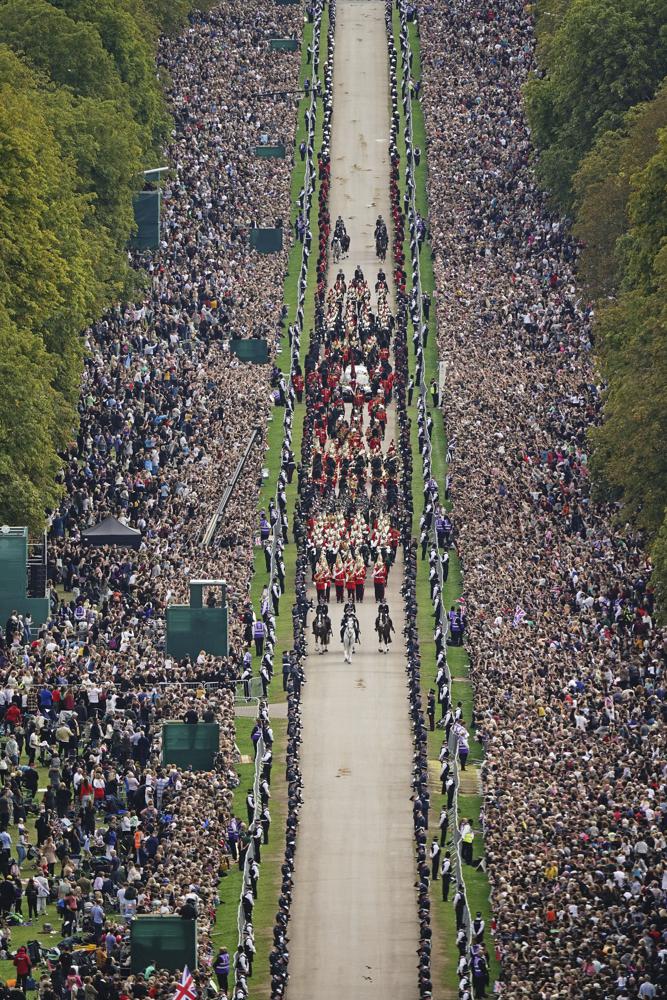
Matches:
[174,967,196,1000]
[512,605,526,628]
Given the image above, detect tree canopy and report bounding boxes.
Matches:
[528,0,667,606]
[525,0,667,209]
[0,0,206,531]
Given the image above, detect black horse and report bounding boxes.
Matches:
[312,607,332,653]
[375,607,394,653]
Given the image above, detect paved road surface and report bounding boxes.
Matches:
[286,3,418,997]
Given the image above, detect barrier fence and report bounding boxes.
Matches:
[266,2,336,995]
[202,428,262,546]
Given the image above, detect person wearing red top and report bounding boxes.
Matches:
[355,563,366,603]
[372,560,388,601]
[345,564,356,602]
[13,946,31,991]
[333,562,346,603]
[314,565,331,604]
[4,703,21,731]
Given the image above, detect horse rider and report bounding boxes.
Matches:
[340,600,361,643]
[313,604,332,651]
[334,215,349,254]
[374,215,388,256]
[375,601,395,652]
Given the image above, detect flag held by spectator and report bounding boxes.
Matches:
[174,968,196,1000]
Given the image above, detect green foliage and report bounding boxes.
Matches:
[141,0,208,36]
[652,515,667,613]
[0,53,101,346]
[620,128,667,293]
[56,0,170,149]
[525,0,667,208]
[0,46,127,405]
[0,0,122,98]
[590,178,667,602]
[0,308,68,531]
[573,83,667,296]
[591,287,667,534]
[529,2,667,607]
[0,0,196,531]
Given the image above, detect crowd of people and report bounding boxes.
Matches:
[5,0,665,997]
[411,0,667,997]
[47,0,312,666]
[0,1,323,999]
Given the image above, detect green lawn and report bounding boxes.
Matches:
[236,10,330,994]
[248,4,329,706]
[212,717,288,1000]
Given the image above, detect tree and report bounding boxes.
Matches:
[572,83,667,296]
[55,0,170,150]
[0,307,69,531]
[141,0,214,36]
[525,0,667,208]
[590,240,667,603]
[590,288,667,535]
[619,128,667,294]
[0,0,123,100]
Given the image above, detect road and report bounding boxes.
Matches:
[286,2,419,997]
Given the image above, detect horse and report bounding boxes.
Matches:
[375,609,394,653]
[342,618,357,663]
[312,609,332,654]
[375,232,387,261]
[332,235,342,264]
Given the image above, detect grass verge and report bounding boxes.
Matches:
[231,10,330,995]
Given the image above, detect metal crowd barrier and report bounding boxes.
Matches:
[202,427,262,546]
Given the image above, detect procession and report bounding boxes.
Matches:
[0,1,665,1000]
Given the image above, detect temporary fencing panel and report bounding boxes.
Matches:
[165,604,228,659]
[161,722,220,771]
[249,227,283,253]
[0,528,49,626]
[130,191,161,250]
[254,144,287,157]
[130,916,197,972]
[230,339,269,364]
[270,38,299,51]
